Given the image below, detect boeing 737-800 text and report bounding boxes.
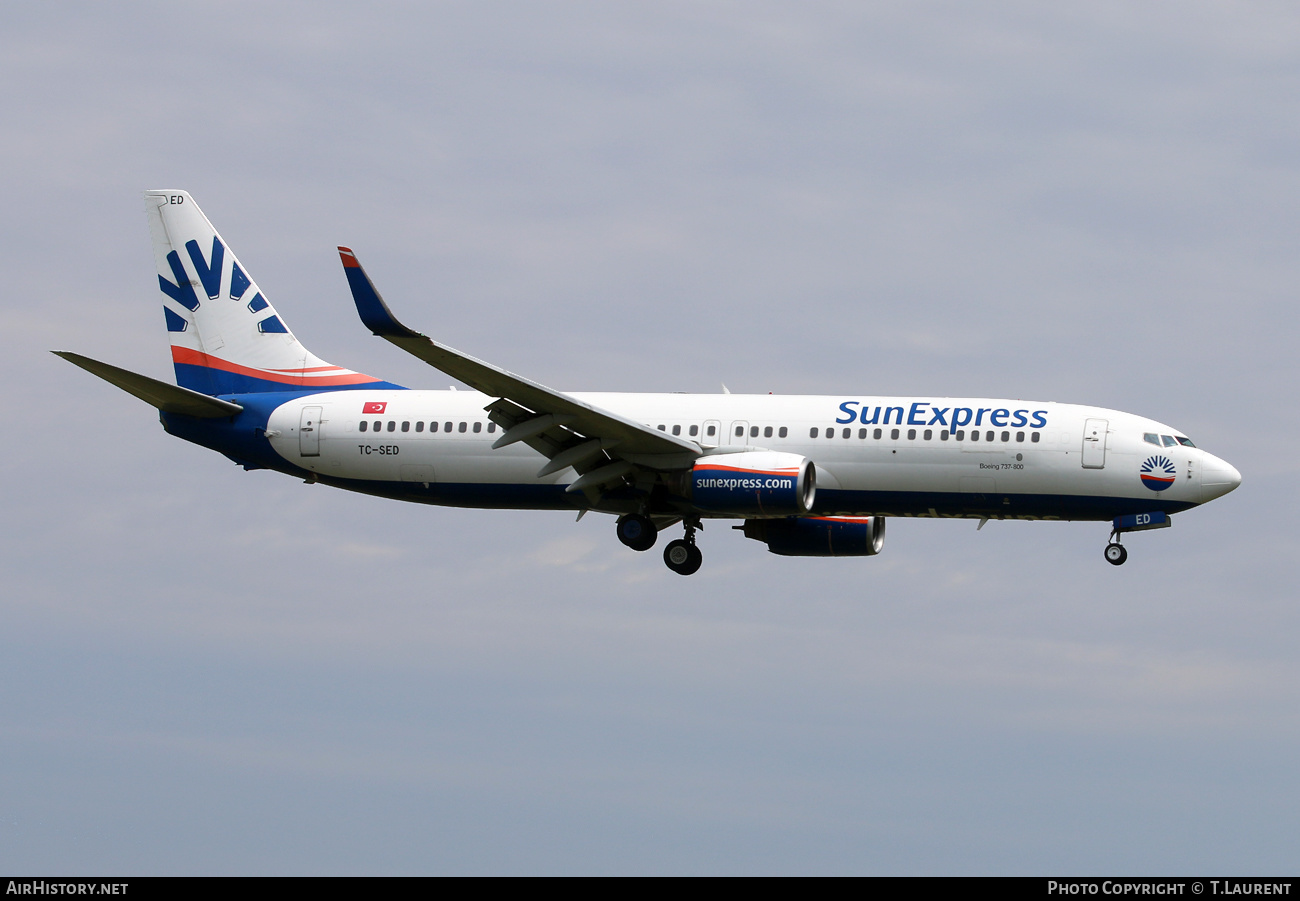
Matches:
[56,191,1241,574]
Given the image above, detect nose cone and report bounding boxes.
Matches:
[1201,453,1242,502]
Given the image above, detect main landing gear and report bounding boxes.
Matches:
[616,513,657,552]
[663,520,703,576]
[616,514,704,574]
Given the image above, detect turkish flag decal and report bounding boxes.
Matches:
[362,402,387,414]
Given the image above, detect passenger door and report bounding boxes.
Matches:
[1082,418,1108,469]
[299,405,322,457]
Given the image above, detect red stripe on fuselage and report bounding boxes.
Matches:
[694,464,800,477]
[170,347,381,386]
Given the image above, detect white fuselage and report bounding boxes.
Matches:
[261,390,1238,521]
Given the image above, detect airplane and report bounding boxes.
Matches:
[55,190,1242,575]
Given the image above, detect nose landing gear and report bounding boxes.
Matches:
[1103,512,1172,566]
[663,519,703,575]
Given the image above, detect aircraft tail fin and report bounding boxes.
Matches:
[145,190,392,395]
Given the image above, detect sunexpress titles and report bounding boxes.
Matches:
[835,401,1049,429]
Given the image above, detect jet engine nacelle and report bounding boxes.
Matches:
[690,451,816,516]
[740,516,886,557]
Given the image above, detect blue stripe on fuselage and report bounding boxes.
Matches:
[810,488,1197,521]
[315,476,575,510]
[325,482,1196,520]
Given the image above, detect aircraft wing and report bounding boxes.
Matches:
[337,248,702,477]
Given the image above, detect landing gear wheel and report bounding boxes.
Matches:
[616,513,657,552]
[663,539,703,576]
[1104,543,1128,566]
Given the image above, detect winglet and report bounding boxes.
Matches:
[337,247,420,339]
[329,248,703,459]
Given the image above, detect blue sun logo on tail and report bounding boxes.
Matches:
[1139,455,1177,491]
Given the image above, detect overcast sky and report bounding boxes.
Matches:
[2,1,1296,874]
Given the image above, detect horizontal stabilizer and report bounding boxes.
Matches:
[53,351,244,418]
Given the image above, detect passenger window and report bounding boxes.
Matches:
[751,426,759,438]
[373,420,382,431]
[415,421,424,432]
[1144,433,1161,446]
[689,425,699,437]
[764,426,773,438]
[1031,432,1040,443]
[986,431,995,442]
[1001,431,1009,442]
[923,429,932,440]
[673,425,681,436]
[431,422,439,432]
[1015,431,1024,442]
[779,427,787,438]
[890,429,900,440]
[873,428,882,439]
[488,423,496,433]
[444,422,452,432]
[458,422,467,433]
[473,422,482,433]
[810,428,819,438]
[1176,436,1195,448]
[706,425,716,437]
[940,430,949,441]
[907,429,916,440]
[659,425,667,432]
[955,430,965,440]
[387,421,396,432]
[827,429,835,439]
[858,428,867,439]
[359,421,368,432]
[401,421,410,432]
[1161,435,1177,447]
[971,430,979,441]
[736,426,744,437]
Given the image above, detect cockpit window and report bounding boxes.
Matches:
[1176,436,1196,448]
[1143,433,1160,446]
[1161,435,1177,447]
